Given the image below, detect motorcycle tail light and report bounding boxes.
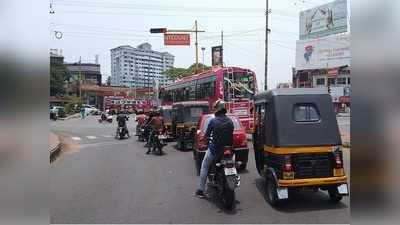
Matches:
[223,148,233,156]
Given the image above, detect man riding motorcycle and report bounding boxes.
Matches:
[195,100,234,198]
[115,108,130,139]
[146,109,164,154]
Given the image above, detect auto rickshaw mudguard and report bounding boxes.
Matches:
[265,167,279,184]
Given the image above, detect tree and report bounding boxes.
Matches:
[162,63,211,80]
[106,76,111,86]
[50,58,69,96]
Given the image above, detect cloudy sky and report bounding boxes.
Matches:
[50,0,333,89]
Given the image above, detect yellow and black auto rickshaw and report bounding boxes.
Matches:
[253,89,348,205]
[161,105,174,140]
[172,101,210,151]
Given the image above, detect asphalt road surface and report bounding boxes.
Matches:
[50,115,350,224]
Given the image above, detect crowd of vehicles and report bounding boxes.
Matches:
[60,66,348,210]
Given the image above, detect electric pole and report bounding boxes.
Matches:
[265,0,269,91]
[195,20,199,73]
[221,30,224,67]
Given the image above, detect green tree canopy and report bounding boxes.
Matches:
[50,58,70,97]
[162,63,211,80]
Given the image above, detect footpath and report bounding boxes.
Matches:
[49,132,61,162]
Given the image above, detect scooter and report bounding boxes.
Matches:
[98,113,113,123]
[207,146,241,210]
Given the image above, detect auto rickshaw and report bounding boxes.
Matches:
[161,105,174,140]
[172,101,210,151]
[253,88,349,206]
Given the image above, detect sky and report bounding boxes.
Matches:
[50,0,334,90]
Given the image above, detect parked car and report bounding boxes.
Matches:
[82,104,99,115]
[194,114,249,175]
[49,106,65,120]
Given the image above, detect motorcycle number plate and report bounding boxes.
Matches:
[224,167,237,176]
[338,184,349,194]
[158,135,167,139]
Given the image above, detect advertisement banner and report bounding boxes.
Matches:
[299,0,347,40]
[212,46,223,66]
[295,33,350,70]
[164,33,190,45]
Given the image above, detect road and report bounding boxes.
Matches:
[50,116,350,224]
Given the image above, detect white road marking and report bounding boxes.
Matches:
[71,137,82,141]
[101,135,112,138]
[86,136,97,139]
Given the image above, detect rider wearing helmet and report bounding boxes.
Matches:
[146,108,164,154]
[195,99,234,198]
[116,105,130,138]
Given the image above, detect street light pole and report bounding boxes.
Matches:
[150,21,205,74]
[201,47,205,71]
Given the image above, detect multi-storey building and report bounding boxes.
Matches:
[110,43,174,88]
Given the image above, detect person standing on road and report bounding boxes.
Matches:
[80,105,85,119]
[195,100,234,198]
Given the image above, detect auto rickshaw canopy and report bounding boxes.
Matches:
[172,101,210,123]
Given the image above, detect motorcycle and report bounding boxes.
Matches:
[98,113,113,123]
[147,128,167,155]
[208,146,241,210]
[136,124,146,142]
[116,126,129,139]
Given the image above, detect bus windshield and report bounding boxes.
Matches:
[223,71,255,100]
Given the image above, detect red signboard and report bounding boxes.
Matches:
[164,33,190,46]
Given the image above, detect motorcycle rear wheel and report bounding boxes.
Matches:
[222,182,235,210]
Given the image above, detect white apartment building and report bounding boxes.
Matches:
[110,43,174,88]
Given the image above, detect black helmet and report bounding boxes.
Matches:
[213,99,227,114]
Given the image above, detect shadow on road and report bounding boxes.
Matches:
[203,186,239,215]
[255,178,348,213]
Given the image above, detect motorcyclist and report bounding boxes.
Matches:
[195,99,234,198]
[146,109,164,154]
[115,107,130,138]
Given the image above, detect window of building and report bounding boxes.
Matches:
[347,77,350,84]
[328,78,336,85]
[316,78,325,85]
[337,77,347,85]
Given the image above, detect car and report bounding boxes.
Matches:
[50,106,65,120]
[194,114,249,175]
[82,104,99,115]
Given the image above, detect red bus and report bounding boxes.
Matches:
[160,67,258,133]
[103,96,153,114]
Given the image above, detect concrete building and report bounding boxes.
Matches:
[65,63,102,86]
[110,43,174,88]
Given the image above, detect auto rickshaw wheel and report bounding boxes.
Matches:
[328,187,343,203]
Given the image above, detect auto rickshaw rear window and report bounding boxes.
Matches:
[293,103,320,122]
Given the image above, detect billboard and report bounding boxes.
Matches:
[296,33,350,70]
[299,0,347,40]
[212,46,223,66]
[164,33,190,45]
